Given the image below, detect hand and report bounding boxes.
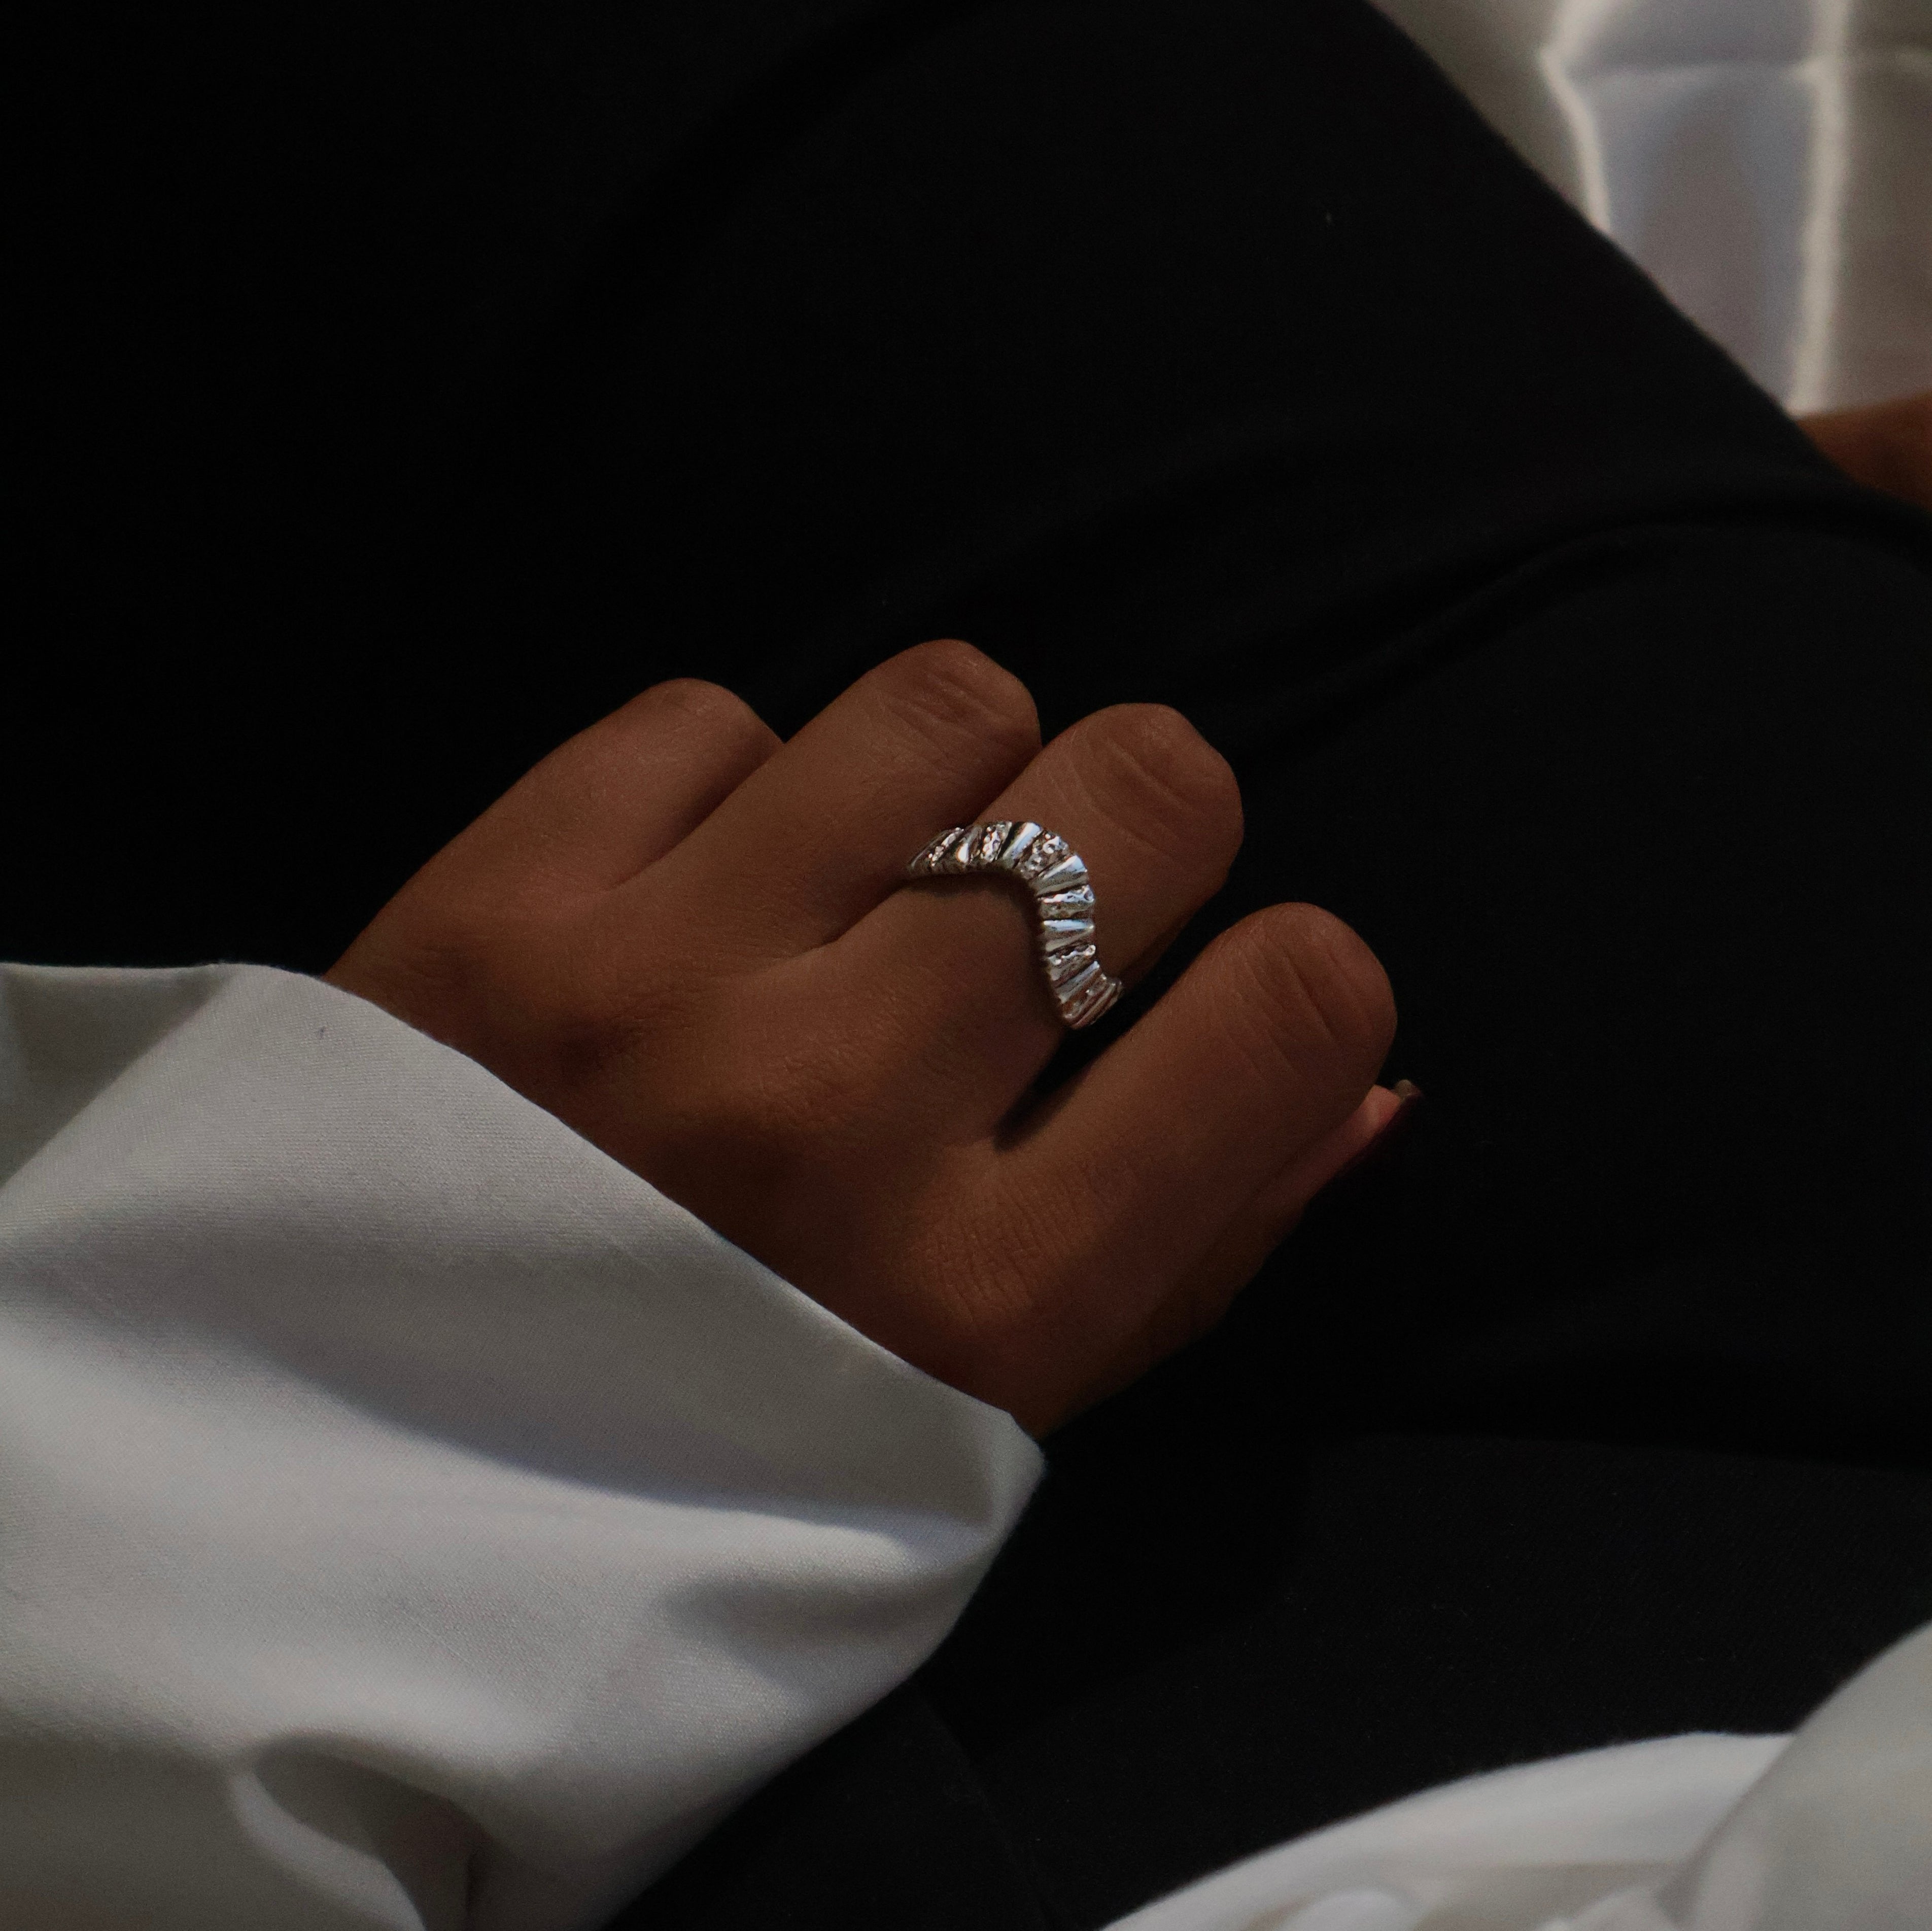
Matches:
[326,642,1399,1434]
[1799,390,1932,513]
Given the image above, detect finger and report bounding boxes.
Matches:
[821,701,1244,1112]
[1146,1078,1414,1352]
[433,680,780,900]
[637,640,1041,960]
[1799,391,1932,509]
[1000,902,1397,1382]
[1052,1081,1411,1426]
[963,700,1245,989]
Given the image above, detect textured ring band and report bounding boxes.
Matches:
[905,822,1125,1029]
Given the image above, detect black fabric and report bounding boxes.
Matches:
[624,1683,1052,1930]
[642,1438,1932,1930]
[15,3,1932,1927]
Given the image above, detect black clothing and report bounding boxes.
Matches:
[15,4,1932,1926]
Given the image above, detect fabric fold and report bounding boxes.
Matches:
[1369,0,1932,408]
[1102,1619,1932,1929]
[0,962,1041,1931]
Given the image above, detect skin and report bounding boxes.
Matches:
[1799,390,1932,513]
[327,640,1400,1436]
[322,387,1920,1437]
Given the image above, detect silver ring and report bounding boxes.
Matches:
[904,822,1125,1029]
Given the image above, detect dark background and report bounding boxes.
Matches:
[15,6,1932,1924]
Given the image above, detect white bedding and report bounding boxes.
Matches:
[1369,0,1932,408]
[3,964,1926,1930]
[5,24,1929,1919]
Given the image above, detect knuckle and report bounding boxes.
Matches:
[1215,904,1395,1084]
[332,893,559,1066]
[871,639,1041,767]
[1076,706,1242,872]
[634,678,776,753]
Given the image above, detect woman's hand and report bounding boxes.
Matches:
[1800,390,1932,513]
[326,642,1398,1434]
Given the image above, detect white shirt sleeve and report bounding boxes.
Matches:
[0,962,1043,1931]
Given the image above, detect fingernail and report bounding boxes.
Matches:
[1330,1078,1423,1184]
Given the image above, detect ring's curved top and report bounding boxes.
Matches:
[905,821,1124,1029]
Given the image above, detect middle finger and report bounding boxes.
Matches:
[817,701,1245,1122]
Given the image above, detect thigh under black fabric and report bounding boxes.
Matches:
[902,523,1932,1924]
[18,0,1928,969]
[17,3,1932,1924]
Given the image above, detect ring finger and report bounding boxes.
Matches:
[816,700,1245,1121]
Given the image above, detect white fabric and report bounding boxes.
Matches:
[1105,1616,1932,1930]
[3,966,1927,1930]
[0,963,1042,1930]
[8,32,1929,1928]
[1368,0,1932,408]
